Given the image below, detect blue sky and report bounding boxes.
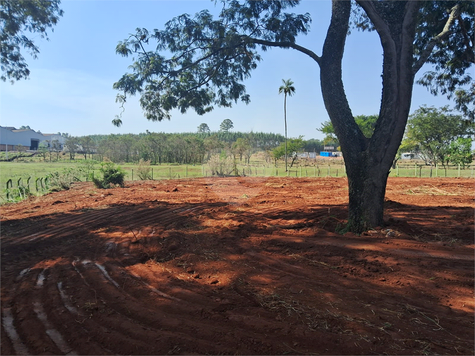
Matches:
[0,0,456,140]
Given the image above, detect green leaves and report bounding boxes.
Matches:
[91,162,126,189]
[448,137,473,167]
[114,0,310,125]
[278,78,295,97]
[403,105,474,165]
[219,119,234,133]
[1,0,63,82]
[272,137,304,160]
[413,1,474,121]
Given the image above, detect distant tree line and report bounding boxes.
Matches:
[65,131,325,165]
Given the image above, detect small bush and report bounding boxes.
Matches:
[207,154,237,177]
[92,161,126,189]
[47,168,82,191]
[137,159,152,180]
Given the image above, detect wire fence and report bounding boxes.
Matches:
[121,163,474,180]
[2,162,473,203]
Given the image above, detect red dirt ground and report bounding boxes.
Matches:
[1,177,473,355]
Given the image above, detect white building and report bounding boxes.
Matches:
[0,126,66,151]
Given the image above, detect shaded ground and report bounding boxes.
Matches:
[1,177,474,355]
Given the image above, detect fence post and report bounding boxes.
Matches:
[6,179,12,200]
[151,168,154,180]
[186,165,188,178]
[131,169,134,181]
[169,167,172,179]
[458,164,461,177]
[327,165,330,177]
[314,166,316,177]
[414,163,417,177]
[435,164,438,178]
[396,164,399,177]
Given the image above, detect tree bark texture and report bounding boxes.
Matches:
[319,0,419,232]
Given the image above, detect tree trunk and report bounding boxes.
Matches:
[345,153,390,231]
[318,0,419,232]
[284,94,288,172]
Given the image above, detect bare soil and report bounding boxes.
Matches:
[1,177,474,355]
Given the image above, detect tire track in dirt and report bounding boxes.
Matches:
[2,202,287,354]
[1,208,121,245]
[1,203,212,270]
[65,257,283,354]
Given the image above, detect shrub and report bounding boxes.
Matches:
[137,159,152,180]
[92,161,126,189]
[207,154,237,177]
[47,168,82,191]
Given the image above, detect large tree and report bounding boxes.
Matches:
[197,122,211,134]
[0,0,63,82]
[113,0,474,232]
[219,118,234,132]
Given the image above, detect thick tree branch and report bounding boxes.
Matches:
[356,1,398,96]
[320,0,366,157]
[412,3,461,74]
[247,38,321,64]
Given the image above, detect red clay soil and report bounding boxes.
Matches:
[1,177,473,355]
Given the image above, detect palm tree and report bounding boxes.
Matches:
[278,79,296,172]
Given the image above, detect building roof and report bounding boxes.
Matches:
[0,126,16,131]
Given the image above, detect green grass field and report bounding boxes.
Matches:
[1,155,473,203]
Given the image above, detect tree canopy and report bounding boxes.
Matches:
[197,123,211,134]
[0,0,63,82]
[272,136,305,169]
[413,2,474,122]
[219,119,234,132]
[401,105,474,166]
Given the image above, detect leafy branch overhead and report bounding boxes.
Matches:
[0,0,63,82]
[112,1,312,126]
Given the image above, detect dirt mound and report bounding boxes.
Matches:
[1,177,474,355]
